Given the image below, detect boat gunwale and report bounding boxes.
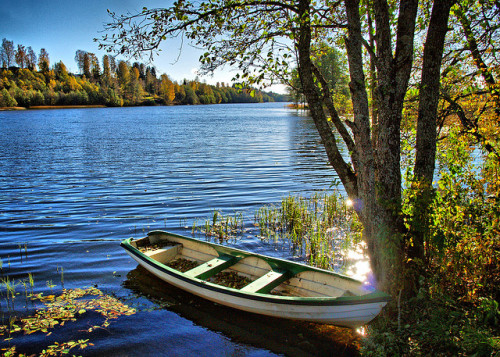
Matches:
[121,231,390,306]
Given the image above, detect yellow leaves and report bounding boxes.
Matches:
[160,74,176,103]
[1,287,136,354]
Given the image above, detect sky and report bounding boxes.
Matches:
[1,0,285,92]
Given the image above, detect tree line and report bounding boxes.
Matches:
[0,39,288,108]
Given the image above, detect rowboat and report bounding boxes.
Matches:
[121,230,390,328]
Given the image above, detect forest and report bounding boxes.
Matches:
[0,39,288,108]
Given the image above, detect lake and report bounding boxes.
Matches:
[0,103,362,356]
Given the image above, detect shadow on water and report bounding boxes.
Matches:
[123,266,361,357]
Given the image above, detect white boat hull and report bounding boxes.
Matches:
[125,248,387,328]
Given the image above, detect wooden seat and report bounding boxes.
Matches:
[240,269,291,294]
[184,254,239,280]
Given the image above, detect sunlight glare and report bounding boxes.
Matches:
[356,326,366,336]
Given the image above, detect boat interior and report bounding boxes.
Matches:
[131,231,366,298]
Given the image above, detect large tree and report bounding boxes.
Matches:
[441,0,500,160]
[102,54,114,87]
[38,48,50,72]
[99,0,455,295]
[160,73,176,104]
[75,50,87,74]
[1,38,15,68]
[26,46,37,70]
[15,44,27,68]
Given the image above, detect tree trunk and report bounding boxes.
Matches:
[342,0,418,295]
[411,0,454,267]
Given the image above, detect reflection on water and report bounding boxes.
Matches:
[0,103,365,356]
[122,266,360,357]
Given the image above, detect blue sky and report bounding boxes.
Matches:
[1,0,285,91]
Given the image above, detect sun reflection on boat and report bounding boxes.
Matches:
[343,241,373,283]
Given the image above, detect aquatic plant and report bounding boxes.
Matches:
[28,273,34,296]
[57,266,64,289]
[191,219,198,235]
[254,192,360,270]
[17,245,23,264]
[193,210,244,241]
[1,277,17,300]
[46,280,56,294]
[19,280,28,303]
[0,277,19,311]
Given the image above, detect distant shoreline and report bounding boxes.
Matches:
[0,106,27,111]
[0,105,107,111]
[1,103,293,111]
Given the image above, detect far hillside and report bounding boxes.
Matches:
[0,40,289,108]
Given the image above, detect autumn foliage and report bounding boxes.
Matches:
[0,41,287,108]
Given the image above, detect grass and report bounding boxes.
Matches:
[361,293,499,356]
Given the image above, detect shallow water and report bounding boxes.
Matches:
[0,103,360,356]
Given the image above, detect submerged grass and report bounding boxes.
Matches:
[254,192,361,270]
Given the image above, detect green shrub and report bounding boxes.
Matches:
[364,129,499,356]
[0,88,17,107]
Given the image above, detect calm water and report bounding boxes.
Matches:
[0,103,359,356]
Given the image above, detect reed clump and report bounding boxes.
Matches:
[1,276,19,311]
[194,210,244,241]
[254,192,361,270]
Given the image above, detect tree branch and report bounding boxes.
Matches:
[442,91,500,162]
[310,63,356,156]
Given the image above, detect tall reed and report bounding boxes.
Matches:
[1,276,19,310]
[28,273,34,296]
[194,210,244,241]
[254,192,360,269]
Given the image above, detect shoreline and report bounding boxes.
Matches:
[0,105,107,111]
[0,106,27,111]
[1,102,291,111]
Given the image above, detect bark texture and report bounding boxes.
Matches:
[411,0,454,265]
